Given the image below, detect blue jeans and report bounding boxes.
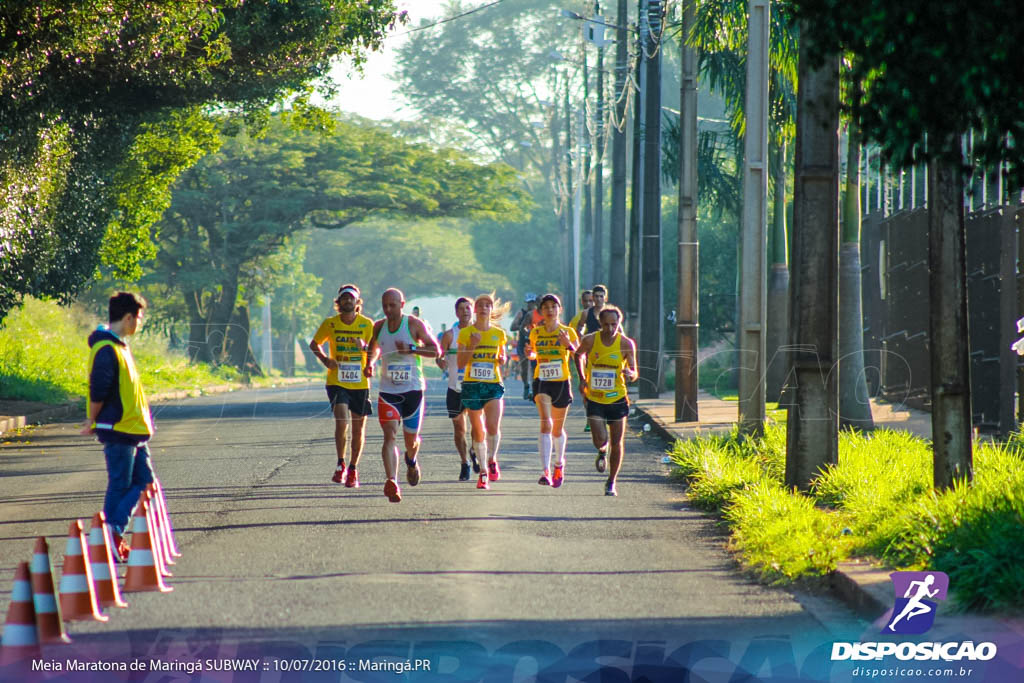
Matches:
[102,441,154,535]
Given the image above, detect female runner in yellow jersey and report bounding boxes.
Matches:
[456,293,511,490]
[526,294,581,488]
[574,305,638,496]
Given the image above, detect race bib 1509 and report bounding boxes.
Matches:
[470,362,495,381]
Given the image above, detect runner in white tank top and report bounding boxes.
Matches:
[436,297,475,480]
[366,288,440,503]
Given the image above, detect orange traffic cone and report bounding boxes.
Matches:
[1,562,42,665]
[122,499,172,593]
[145,489,173,575]
[153,477,181,558]
[87,513,128,609]
[58,520,108,622]
[29,537,70,644]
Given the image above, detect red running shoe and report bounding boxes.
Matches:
[384,478,402,502]
[111,532,130,563]
[552,463,565,488]
[487,460,500,482]
[344,468,360,488]
[538,470,551,486]
[331,464,346,483]
[477,474,490,490]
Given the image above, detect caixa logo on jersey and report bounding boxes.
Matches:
[831,571,998,662]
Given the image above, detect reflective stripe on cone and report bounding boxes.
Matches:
[122,500,172,593]
[58,520,108,622]
[29,537,70,644]
[88,513,127,609]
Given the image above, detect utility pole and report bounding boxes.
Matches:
[582,47,594,288]
[627,0,646,335]
[638,0,663,399]
[593,0,606,285]
[608,0,628,309]
[738,0,770,433]
[676,0,698,421]
[565,81,576,305]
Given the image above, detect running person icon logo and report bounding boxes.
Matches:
[884,571,949,634]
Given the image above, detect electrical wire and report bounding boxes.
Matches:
[392,0,507,38]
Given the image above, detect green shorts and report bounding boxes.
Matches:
[460,382,505,411]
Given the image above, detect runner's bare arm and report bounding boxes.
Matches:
[363,320,384,377]
[410,318,440,358]
[623,336,639,382]
[436,329,453,370]
[575,333,595,394]
[309,336,336,369]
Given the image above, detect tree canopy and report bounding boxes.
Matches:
[152,112,530,368]
[792,0,1024,183]
[0,0,403,320]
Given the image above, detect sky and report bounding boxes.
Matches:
[322,0,452,121]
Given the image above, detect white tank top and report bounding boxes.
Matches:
[377,315,425,393]
[446,321,464,392]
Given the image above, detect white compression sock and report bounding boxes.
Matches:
[487,432,500,461]
[539,433,553,471]
[553,433,567,466]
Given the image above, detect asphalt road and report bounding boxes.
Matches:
[0,380,868,679]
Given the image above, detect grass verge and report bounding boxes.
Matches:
[668,423,1024,612]
[0,298,309,405]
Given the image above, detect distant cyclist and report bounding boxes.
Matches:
[457,293,511,491]
[527,294,580,488]
[310,284,373,488]
[436,297,477,481]
[365,288,440,503]
[575,305,638,496]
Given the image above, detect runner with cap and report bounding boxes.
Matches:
[365,288,440,503]
[310,284,374,488]
[575,304,638,496]
[457,293,511,491]
[435,296,478,481]
[527,294,580,488]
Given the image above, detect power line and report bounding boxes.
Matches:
[392,0,506,38]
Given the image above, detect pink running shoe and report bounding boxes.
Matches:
[552,463,565,488]
[344,468,360,488]
[538,470,552,486]
[477,474,490,490]
[487,460,500,482]
[331,464,346,483]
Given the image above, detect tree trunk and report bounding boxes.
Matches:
[785,35,840,492]
[274,330,296,377]
[766,142,790,402]
[227,305,262,376]
[838,127,875,429]
[928,154,973,488]
[185,289,211,364]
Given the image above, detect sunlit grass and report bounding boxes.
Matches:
[668,423,1024,611]
[0,298,265,403]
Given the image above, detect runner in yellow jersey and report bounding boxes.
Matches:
[574,305,638,496]
[567,289,594,333]
[527,294,581,488]
[457,293,510,491]
[310,284,374,488]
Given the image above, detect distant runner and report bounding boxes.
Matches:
[457,294,510,491]
[436,297,477,481]
[366,288,440,503]
[511,293,540,400]
[527,294,580,488]
[575,283,609,336]
[310,284,374,488]
[567,289,594,333]
[575,305,638,496]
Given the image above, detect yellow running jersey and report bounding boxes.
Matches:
[584,332,628,403]
[313,313,374,389]
[529,323,579,382]
[88,339,154,436]
[568,310,584,331]
[457,324,507,384]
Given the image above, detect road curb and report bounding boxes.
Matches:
[632,400,895,624]
[0,377,317,436]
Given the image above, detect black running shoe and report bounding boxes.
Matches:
[459,462,471,481]
[470,449,480,473]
